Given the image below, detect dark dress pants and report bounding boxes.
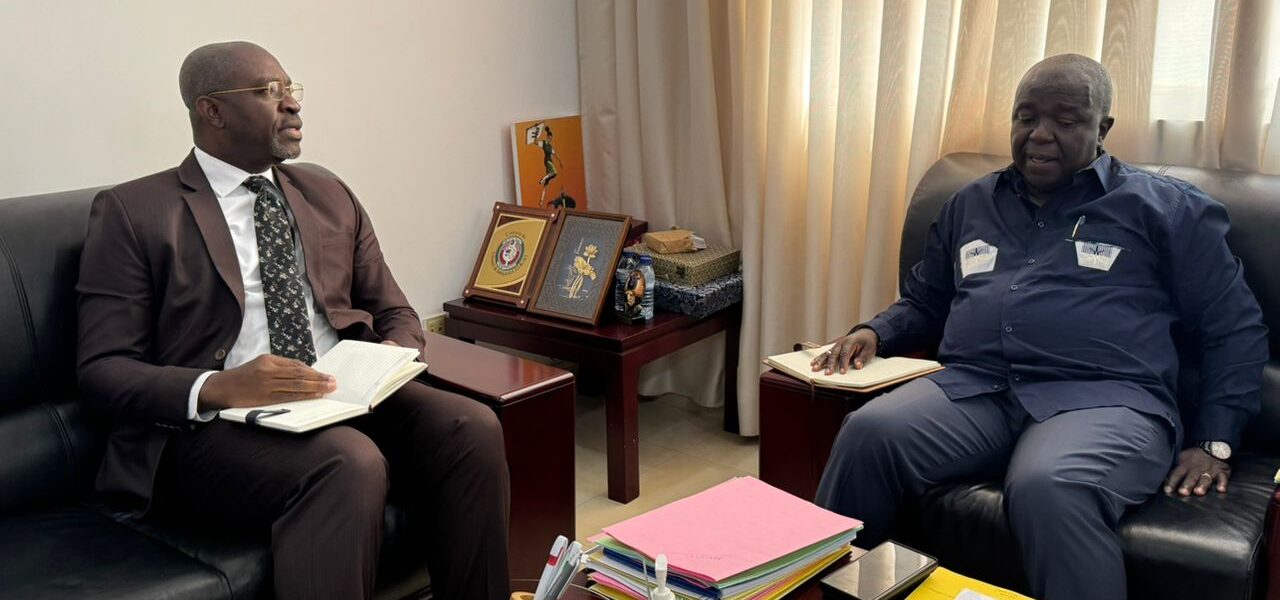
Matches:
[152,380,511,600]
[815,378,1173,600]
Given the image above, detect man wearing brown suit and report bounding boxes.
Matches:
[76,41,510,600]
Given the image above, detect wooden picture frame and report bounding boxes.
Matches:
[463,203,561,309]
[527,210,632,325]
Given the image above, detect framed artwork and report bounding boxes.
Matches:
[511,115,588,211]
[463,203,561,309]
[528,210,632,325]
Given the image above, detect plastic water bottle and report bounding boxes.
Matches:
[638,255,655,320]
[614,251,638,312]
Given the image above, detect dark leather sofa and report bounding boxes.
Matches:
[887,153,1280,599]
[0,180,441,599]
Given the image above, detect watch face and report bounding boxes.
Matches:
[1202,441,1231,460]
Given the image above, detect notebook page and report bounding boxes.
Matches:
[270,399,354,426]
[219,398,365,431]
[311,340,418,406]
[368,362,429,409]
[766,344,940,388]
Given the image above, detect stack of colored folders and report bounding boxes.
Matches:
[585,477,862,600]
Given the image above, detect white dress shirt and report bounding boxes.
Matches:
[187,147,340,420]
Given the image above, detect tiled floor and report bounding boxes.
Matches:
[573,393,759,544]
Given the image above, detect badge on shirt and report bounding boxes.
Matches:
[959,239,998,277]
[1074,240,1123,271]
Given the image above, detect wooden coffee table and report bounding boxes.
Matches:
[554,547,867,599]
[444,298,741,503]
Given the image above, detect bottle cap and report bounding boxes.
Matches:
[639,255,653,265]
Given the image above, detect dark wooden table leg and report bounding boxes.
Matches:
[723,310,742,434]
[604,353,640,503]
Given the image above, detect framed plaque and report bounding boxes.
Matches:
[528,210,632,325]
[463,203,560,309]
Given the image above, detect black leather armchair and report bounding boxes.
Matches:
[0,183,434,599]
[888,153,1280,599]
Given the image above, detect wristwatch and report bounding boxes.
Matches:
[1197,440,1232,461]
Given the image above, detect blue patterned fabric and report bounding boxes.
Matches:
[654,272,743,319]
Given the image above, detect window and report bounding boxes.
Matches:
[1150,0,1213,122]
[1150,0,1280,123]
[1266,0,1280,123]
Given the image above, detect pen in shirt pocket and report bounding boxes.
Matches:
[1070,215,1085,240]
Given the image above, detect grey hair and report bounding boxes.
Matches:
[1022,53,1113,117]
[178,41,264,109]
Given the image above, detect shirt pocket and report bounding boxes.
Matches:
[957,237,1000,279]
[1059,224,1156,287]
[1074,239,1123,271]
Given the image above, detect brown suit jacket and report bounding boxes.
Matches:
[76,151,426,510]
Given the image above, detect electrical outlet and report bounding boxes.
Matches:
[422,312,447,335]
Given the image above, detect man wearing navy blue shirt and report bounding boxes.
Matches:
[812,54,1267,599]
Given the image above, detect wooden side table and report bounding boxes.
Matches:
[758,370,880,501]
[422,333,576,586]
[443,298,742,503]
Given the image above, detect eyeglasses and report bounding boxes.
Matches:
[206,81,304,102]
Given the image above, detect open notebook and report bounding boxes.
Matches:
[219,340,427,433]
[764,344,943,392]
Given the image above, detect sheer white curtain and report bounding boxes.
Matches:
[578,0,1278,436]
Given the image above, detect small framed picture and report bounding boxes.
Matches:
[511,115,588,210]
[528,210,632,325]
[463,203,561,309]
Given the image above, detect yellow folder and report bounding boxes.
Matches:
[905,567,1034,600]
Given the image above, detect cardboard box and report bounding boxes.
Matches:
[643,229,697,254]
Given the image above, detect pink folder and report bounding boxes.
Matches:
[601,477,862,583]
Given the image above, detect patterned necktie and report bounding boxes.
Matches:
[243,175,317,365]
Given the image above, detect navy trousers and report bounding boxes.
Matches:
[815,378,1173,600]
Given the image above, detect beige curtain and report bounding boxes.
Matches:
[578,0,1277,436]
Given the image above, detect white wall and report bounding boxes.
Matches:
[0,0,579,317]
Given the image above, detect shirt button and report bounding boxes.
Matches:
[1004,326,1013,333]
[1027,258,1036,264]
[1009,284,1019,290]
[214,348,227,361]
[1036,221,1045,228]
[991,383,1002,390]
[1014,375,1022,382]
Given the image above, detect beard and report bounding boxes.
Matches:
[270,137,301,161]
